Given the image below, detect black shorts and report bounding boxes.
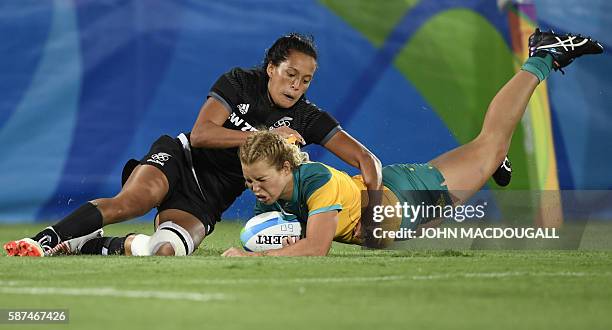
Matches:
[121,135,217,234]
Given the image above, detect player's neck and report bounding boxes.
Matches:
[267,90,278,108]
[279,173,294,201]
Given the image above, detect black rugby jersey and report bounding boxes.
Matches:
[186,67,341,217]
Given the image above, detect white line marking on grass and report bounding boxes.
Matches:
[137,275,407,285]
[3,272,608,293]
[289,275,406,283]
[410,271,611,281]
[0,276,407,289]
[0,286,229,302]
[170,272,612,285]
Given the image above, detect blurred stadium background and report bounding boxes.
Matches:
[1,0,610,224]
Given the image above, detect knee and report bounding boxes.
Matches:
[150,221,195,256]
[154,243,175,256]
[473,134,509,165]
[127,221,197,257]
[492,143,508,165]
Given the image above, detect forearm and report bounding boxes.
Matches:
[190,122,254,148]
[255,238,331,257]
[355,152,384,247]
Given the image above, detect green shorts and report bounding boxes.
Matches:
[382,163,452,229]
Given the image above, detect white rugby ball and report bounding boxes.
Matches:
[240,211,302,252]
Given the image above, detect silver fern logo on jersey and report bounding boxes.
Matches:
[237,103,250,114]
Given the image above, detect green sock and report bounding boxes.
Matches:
[521,54,554,82]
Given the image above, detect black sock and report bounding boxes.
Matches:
[30,227,61,250]
[80,236,126,255]
[51,202,104,241]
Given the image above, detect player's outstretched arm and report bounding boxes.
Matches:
[323,131,383,230]
[323,131,382,192]
[222,211,338,257]
[191,98,306,148]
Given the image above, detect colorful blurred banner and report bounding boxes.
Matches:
[504,0,562,227]
[0,0,610,223]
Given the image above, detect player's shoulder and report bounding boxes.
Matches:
[214,66,267,104]
[298,162,333,179]
[224,66,266,85]
[297,162,336,196]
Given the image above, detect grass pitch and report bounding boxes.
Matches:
[1,222,611,330]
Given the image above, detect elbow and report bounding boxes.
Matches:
[370,152,382,169]
[313,248,330,257]
[359,150,382,189]
[358,149,382,177]
[190,123,213,148]
[310,241,332,256]
[359,148,381,169]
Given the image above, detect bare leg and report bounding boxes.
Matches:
[69,166,206,256]
[430,71,539,203]
[94,164,169,225]
[4,164,170,256]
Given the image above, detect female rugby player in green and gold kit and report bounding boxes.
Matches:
[222,29,603,257]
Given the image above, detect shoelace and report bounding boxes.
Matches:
[46,241,70,256]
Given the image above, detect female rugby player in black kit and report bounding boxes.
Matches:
[4,33,384,257]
